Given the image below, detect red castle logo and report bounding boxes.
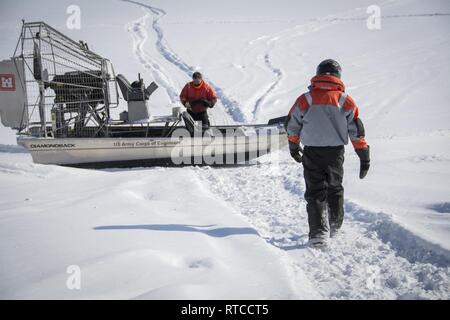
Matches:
[0,74,16,91]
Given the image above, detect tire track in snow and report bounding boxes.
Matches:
[246,1,396,122]
[195,155,450,299]
[127,13,179,104]
[123,0,247,123]
[251,52,283,122]
[246,19,343,122]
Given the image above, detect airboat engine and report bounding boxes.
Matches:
[116,74,158,122]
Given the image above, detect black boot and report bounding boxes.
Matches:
[306,199,329,242]
[327,152,344,237]
[328,189,344,237]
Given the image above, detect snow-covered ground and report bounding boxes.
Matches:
[1,0,449,299]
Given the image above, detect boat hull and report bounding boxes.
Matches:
[17,127,287,168]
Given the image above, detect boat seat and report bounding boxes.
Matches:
[116,74,159,122]
[116,74,158,102]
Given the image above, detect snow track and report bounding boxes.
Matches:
[251,52,283,122]
[195,155,450,299]
[127,12,179,104]
[235,4,378,122]
[124,0,246,123]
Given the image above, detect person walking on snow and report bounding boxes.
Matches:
[180,71,217,128]
[286,59,370,247]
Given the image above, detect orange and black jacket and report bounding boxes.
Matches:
[180,80,217,113]
[286,75,368,150]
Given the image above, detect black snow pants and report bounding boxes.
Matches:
[187,110,210,128]
[302,146,345,240]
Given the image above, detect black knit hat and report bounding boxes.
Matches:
[192,71,202,79]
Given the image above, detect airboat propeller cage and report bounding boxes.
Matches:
[0,21,119,137]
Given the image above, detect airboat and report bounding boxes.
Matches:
[0,21,287,168]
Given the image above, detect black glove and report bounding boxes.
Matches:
[190,99,202,106]
[289,141,303,163]
[202,99,214,108]
[355,146,370,179]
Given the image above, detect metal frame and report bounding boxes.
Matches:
[11,21,191,140]
[13,21,119,138]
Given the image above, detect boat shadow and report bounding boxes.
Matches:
[94,223,310,250]
[94,223,260,238]
[0,144,29,154]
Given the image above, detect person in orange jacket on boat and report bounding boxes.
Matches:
[180,72,217,128]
